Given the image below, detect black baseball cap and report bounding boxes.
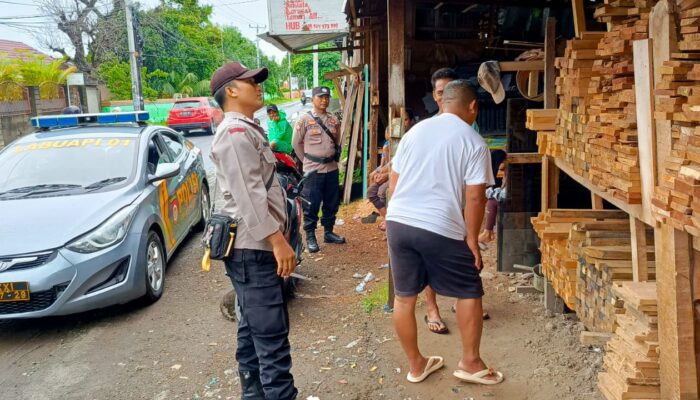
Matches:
[266,104,279,113]
[312,86,331,97]
[210,61,268,95]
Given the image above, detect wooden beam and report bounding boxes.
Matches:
[527,71,539,98]
[324,66,363,80]
[499,60,544,72]
[656,224,699,399]
[650,2,699,398]
[571,0,586,38]
[592,194,604,210]
[633,39,658,225]
[630,216,650,282]
[333,78,345,110]
[544,17,557,109]
[343,81,365,203]
[295,46,359,55]
[507,152,542,164]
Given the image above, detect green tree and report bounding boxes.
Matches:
[97,59,159,100]
[16,54,77,99]
[159,71,210,98]
[290,41,341,93]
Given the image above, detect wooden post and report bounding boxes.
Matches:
[650,2,699,398]
[630,216,649,282]
[571,0,586,38]
[386,0,405,309]
[592,194,604,209]
[542,17,559,211]
[656,224,699,399]
[633,39,657,224]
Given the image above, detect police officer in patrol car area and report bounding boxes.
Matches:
[209,61,298,400]
[292,86,346,253]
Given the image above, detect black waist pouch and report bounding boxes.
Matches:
[203,214,238,260]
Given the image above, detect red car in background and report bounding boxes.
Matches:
[166,97,223,135]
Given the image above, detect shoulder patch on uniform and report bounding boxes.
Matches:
[228,127,246,134]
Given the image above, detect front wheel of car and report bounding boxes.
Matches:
[143,231,165,304]
[194,184,210,231]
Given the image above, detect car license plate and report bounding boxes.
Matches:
[180,111,192,116]
[0,282,30,302]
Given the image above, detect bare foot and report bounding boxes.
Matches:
[458,359,500,382]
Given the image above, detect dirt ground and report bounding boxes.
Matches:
[0,200,604,400]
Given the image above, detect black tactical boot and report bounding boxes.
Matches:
[239,370,264,399]
[306,231,320,253]
[324,229,346,244]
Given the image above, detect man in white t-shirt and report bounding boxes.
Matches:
[386,80,503,385]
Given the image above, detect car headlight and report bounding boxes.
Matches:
[66,204,138,253]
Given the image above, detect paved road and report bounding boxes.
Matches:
[188,101,311,170]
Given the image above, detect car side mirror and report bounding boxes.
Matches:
[148,162,180,183]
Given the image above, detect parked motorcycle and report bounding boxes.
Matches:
[220,169,316,322]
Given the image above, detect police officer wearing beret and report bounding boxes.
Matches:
[209,61,298,400]
[292,86,346,253]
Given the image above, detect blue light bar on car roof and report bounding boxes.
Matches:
[31,111,150,129]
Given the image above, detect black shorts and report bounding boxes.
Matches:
[386,221,484,299]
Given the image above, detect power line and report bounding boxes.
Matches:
[137,12,217,58]
[0,0,36,5]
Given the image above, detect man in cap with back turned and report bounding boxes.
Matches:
[209,61,298,400]
[292,86,346,253]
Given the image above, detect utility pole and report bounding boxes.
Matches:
[249,23,267,68]
[287,52,293,99]
[313,45,319,88]
[124,0,143,111]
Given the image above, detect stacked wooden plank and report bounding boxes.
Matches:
[532,209,631,311]
[586,1,658,204]
[652,0,700,236]
[527,109,560,157]
[575,223,656,333]
[553,32,605,172]
[598,282,660,400]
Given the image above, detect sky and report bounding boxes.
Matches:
[0,0,287,62]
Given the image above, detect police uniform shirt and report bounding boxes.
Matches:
[292,111,340,173]
[210,112,287,251]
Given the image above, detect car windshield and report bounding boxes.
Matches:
[173,101,202,109]
[0,136,138,196]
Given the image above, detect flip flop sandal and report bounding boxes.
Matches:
[450,306,490,320]
[424,315,449,334]
[453,367,504,385]
[406,356,444,383]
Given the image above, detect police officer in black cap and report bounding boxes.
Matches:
[292,86,346,253]
[209,61,298,400]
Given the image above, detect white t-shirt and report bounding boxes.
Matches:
[387,113,495,240]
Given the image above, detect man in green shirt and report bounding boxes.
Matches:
[266,104,293,154]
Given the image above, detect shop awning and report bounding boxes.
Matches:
[259,32,347,53]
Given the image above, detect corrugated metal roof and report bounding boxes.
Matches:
[259,32,347,53]
[0,39,54,62]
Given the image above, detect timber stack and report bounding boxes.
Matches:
[575,222,656,333]
[652,0,700,237]
[526,109,560,157]
[587,1,658,204]
[554,32,604,171]
[598,282,660,400]
[532,209,634,312]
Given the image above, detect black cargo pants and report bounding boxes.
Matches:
[302,168,340,233]
[225,249,297,400]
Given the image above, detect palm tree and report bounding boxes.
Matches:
[160,71,210,98]
[0,54,23,101]
[15,53,77,99]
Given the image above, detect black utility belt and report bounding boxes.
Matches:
[304,153,336,164]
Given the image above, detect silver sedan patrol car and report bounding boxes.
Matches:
[0,112,211,318]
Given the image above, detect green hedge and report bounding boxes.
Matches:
[101,103,174,125]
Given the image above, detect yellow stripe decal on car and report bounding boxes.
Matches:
[158,180,176,248]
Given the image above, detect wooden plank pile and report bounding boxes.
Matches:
[651,0,700,236]
[554,32,605,173]
[527,109,560,157]
[532,209,631,311]
[587,1,659,204]
[548,1,659,205]
[576,225,656,333]
[598,282,660,400]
